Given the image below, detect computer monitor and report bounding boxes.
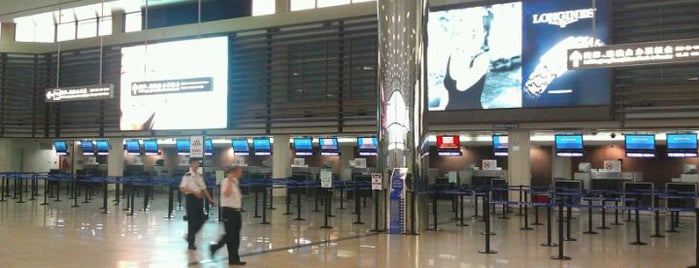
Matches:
[96,140,109,156]
[54,141,68,156]
[294,137,314,156]
[319,137,339,156]
[125,140,141,155]
[81,140,95,156]
[667,133,698,158]
[625,134,656,158]
[232,139,250,156]
[555,134,583,157]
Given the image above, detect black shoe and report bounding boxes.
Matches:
[188,244,197,250]
[229,261,246,266]
[209,244,220,256]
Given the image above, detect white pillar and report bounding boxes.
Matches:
[0,139,21,172]
[1,23,16,42]
[507,130,531,188]
[111,9,125,34]
[551,146,572,179]
[272,134,290,196]
[108,138,124,177]
[339,144,355,180]
[275,0,289,14]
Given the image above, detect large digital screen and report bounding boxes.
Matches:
[428,0,609,111]
[625,134,656,158]
[436,135,461,156]
[492,135,509,156]
[232,139,250,156]
[358,137,378,156]
[319,137,340,156]
[253,137,272,156]
[143,140,159,155]
[294,138,314,156]
[176,139,190,155]
[125,140,141,155]
[667,133,698,158]
[555,134,583,157]
[120,37,228,130]
[81,141,95,156]
[96,140,110,156]
[54,141,68,155]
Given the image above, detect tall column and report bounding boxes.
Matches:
[551,146,572,179]
[378,0,428,234]
[275,0,289,14]
[111,9,125,34]
[0,139,21,172]
[339,144,355,180]
[272,135,290,196]
[1,23,16,42]
[108,138,124,177]
[507,130,531,198]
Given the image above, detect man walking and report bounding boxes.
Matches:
[179,158,214,250]
[211,165,246,265]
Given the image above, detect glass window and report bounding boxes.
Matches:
[352,0,375,3]
[290,0,316,11]
[57,22,76,41]
[125,11,142,32]
[15,14,55,43]
[77,18,97,39]
[252,0,275,16]
[317,0,350,8]
[98,16,112,36]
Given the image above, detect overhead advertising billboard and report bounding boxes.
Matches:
[120,37,228,130]
[428,0,609,111]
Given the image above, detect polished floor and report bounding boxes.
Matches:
[0,188,696,268]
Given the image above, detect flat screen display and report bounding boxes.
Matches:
[625,134,656,158]
[143,140,159,155]
[319,138,340,156]
[492,135,509,156]
[358,137,378,156]
[253,137,272,156]
[232,139,250,156]
[436,135,461,156]
[294,138,314,156]
[54,141,68,155]
[81,141,95,156]
[667,133,698,158]
[176,139,190,155]
[96,140,109,155]
[427,0,610,111]
[125,140,141,155]
[120,37,228,130]
[205,139,213,156]
[555,134,583,157]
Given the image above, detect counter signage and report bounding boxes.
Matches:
[371,173,383,190]
[190,136,204,158]
[320,170,333,189]
[568,38,699,69]
[45,84,114,103]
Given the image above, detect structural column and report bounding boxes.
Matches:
[275,0,290,14]
[272,135,290,196]
[107,138,124,177]
[111,9,126,35]
[507,130,531,199]
[378,0,429,234]
[551,146,572,179]
[0,23,16,42]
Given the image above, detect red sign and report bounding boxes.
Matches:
[437,135,460,150]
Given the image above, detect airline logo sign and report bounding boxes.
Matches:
[568,38,699,69]
[190,136,204,158]
[45,84,114,102]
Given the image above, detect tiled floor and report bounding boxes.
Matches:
[0,188,696,267]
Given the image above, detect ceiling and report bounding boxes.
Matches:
[0,0,191,22]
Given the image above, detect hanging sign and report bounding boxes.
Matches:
[45,84,114,102]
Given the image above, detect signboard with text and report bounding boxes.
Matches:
[45,84,114,102]
[190,136,204,158]
[568,38,699,69]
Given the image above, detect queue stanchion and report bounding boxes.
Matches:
[320,188,332,229]
[478,193,497,254]
[370,188,383,232]
[339,182,345,210]
[612,199,623,225]
[564,197,576,242]
[651,197,665,238]
[16,175,25,204]
[294,182,305,221]
[29,175,38,201]
[630,200,647,245]
[521,190,533,231]
[101,177,109,214]
[353,185,365,225]
[312,185,321,213]
[517,185,524,216]
[83,178,91,204]
[583,198,598,235]
[597,196,609,230]
[328,186,336,218]
[431,188,440,231]
[284,181,293,216]
[551,199,571,260]
[407,190,416,235]
[71,176,80,208]
[532,195,542,226]
[0,176,6,202]
[541,199,557,247]
[452,192,459,220]
[253,182,261,218]
[457,192,468,227]
[165,183,174,219]
[689,208,699,268]
[177,190,182,210]
[12,176,18,200]
[40,176,50,205]
[268,180,276,210]
[260,180,270,224]
[472,191,479,219]
[114,182,120,204]
[352,182,359,215]
[54,178,62,202]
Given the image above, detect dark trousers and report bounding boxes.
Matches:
[185,194,206,244]
[216,207,242,262]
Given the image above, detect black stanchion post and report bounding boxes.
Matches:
[114,182,120,204]
[313,186,321,213]
[268,182,275,210]
[517,185,524,216]
[177,190,182,210]
[612,199,623,225]
[101,180,109,214]
[294,183,304,221]
[261,181,270,224]
[83,182,90,204]
[564,199,576,241]
[0,176,6,202]
[521,190,532,231]
[479,194,497,254]
[630,201,647,246]
[16,176,25,203]
[71,177,80,208]
[668,210,679,233]
[320,189,332,229]
[583,198,598,234]
[40,178,49,205]
[651,207,665,238]
[354,185,365,224]
[54,181,61,202]
[165,185,174,219]
[284,183,293,216]
[598,197,609,230]
[370,189,382,232]
[473,192,479,218]
[533,197,542,226]
[551,199,571,260]
[457,194,468,227]
[541,201,557,247]
[432,188,440,231]
[253,186,261,218]
[339,184,345,210]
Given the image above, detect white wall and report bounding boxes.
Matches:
[20,140,59,173]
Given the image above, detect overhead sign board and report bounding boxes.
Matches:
[45,84,114,102]
[568,38,699,69]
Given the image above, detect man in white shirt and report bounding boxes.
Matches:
[210,165,246,266]
[179,158,214,250]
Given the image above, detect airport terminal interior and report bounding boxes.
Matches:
[1,0,699,267]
